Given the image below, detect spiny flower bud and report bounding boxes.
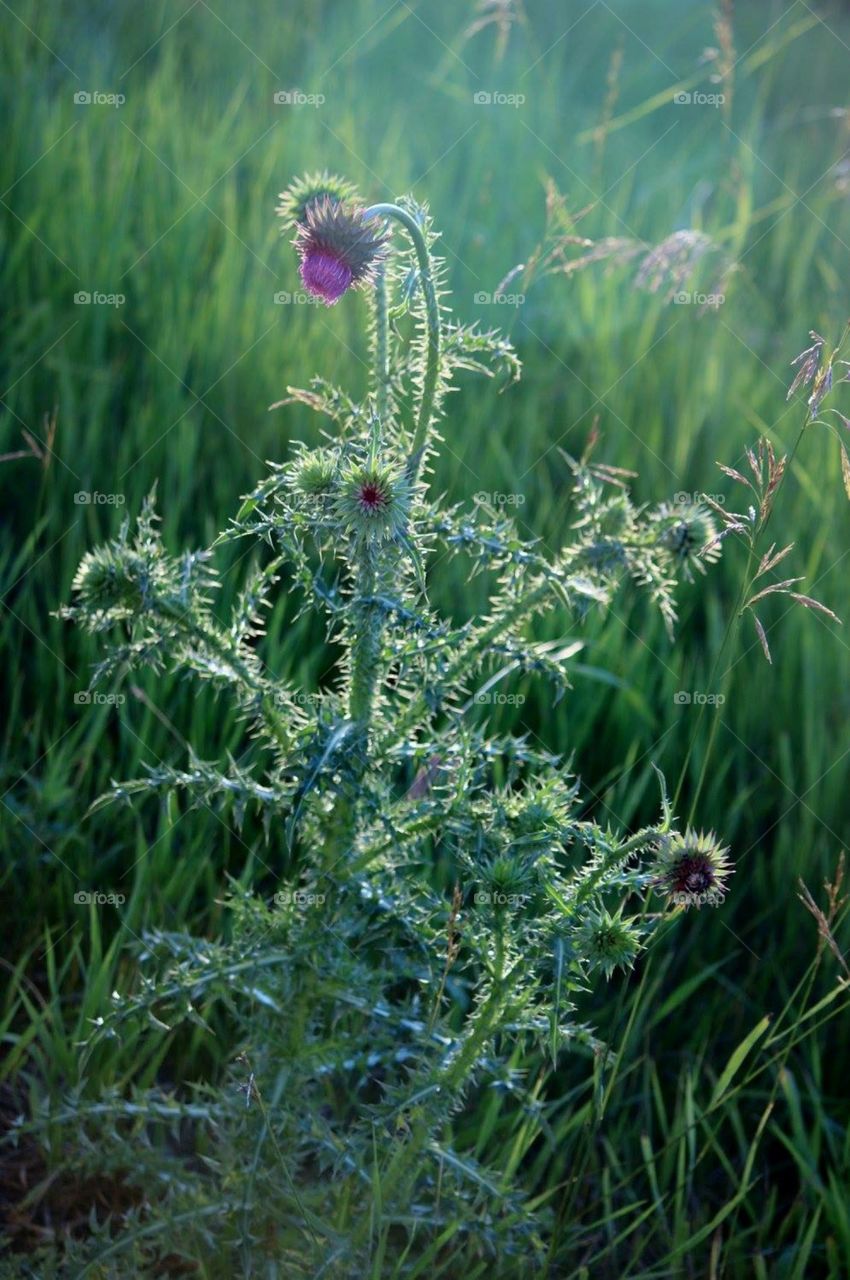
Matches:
[276,171,360,233]
[293,449,337,496]
[577,906,642,978]
[656,500,721,580]
[336,461,409,542]
[506,778,576,842]
[69,544,150,619]
[653,828,732,908]
[476,850,535,912]
[294,198,388,306]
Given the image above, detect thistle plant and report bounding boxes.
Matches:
[46,175,732,1274]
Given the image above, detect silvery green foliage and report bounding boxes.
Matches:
[49,182,728,1275]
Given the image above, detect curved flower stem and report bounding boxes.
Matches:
[363,203,441,483]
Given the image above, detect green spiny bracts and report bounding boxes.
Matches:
[276,170,360,232]
[655,499,721,580]
[292,448,337,496]
[336,460,410,543]
[577,905,643,978]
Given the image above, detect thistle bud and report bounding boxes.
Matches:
[69,545,149,619]
[293,198,388,306]
[336,461,409,542]
[577,906,642,978]
[293,449,337,496]
[656,500,721,580]
[653,828,733,908]
[276,171,360,232]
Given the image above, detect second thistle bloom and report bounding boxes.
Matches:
[653,829,732,908]
[294,197,387,306]
[336,461,410,542]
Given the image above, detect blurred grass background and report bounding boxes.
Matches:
[2,0,850,1271]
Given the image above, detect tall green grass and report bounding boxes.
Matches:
[2,0,850,1272]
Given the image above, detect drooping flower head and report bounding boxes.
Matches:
[336,461,409,541]
[293,197,387,306]
[276,171,360,232]
[653,828,732,908]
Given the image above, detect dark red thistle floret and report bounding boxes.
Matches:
[336,462,410,541]
[294,197,387,306]
[669,855,717,895]
[357,481,389,513]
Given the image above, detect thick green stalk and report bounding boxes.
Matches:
[362,202,441,482]
[352,932,513,1242]
[372,262,391,424]
[347,548,381,727]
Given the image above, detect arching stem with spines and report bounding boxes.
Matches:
[363,203,441,484]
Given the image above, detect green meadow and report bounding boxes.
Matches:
[2,1,850,1273]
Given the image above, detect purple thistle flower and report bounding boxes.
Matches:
[300,247,354,305]
[294,198,387,306]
